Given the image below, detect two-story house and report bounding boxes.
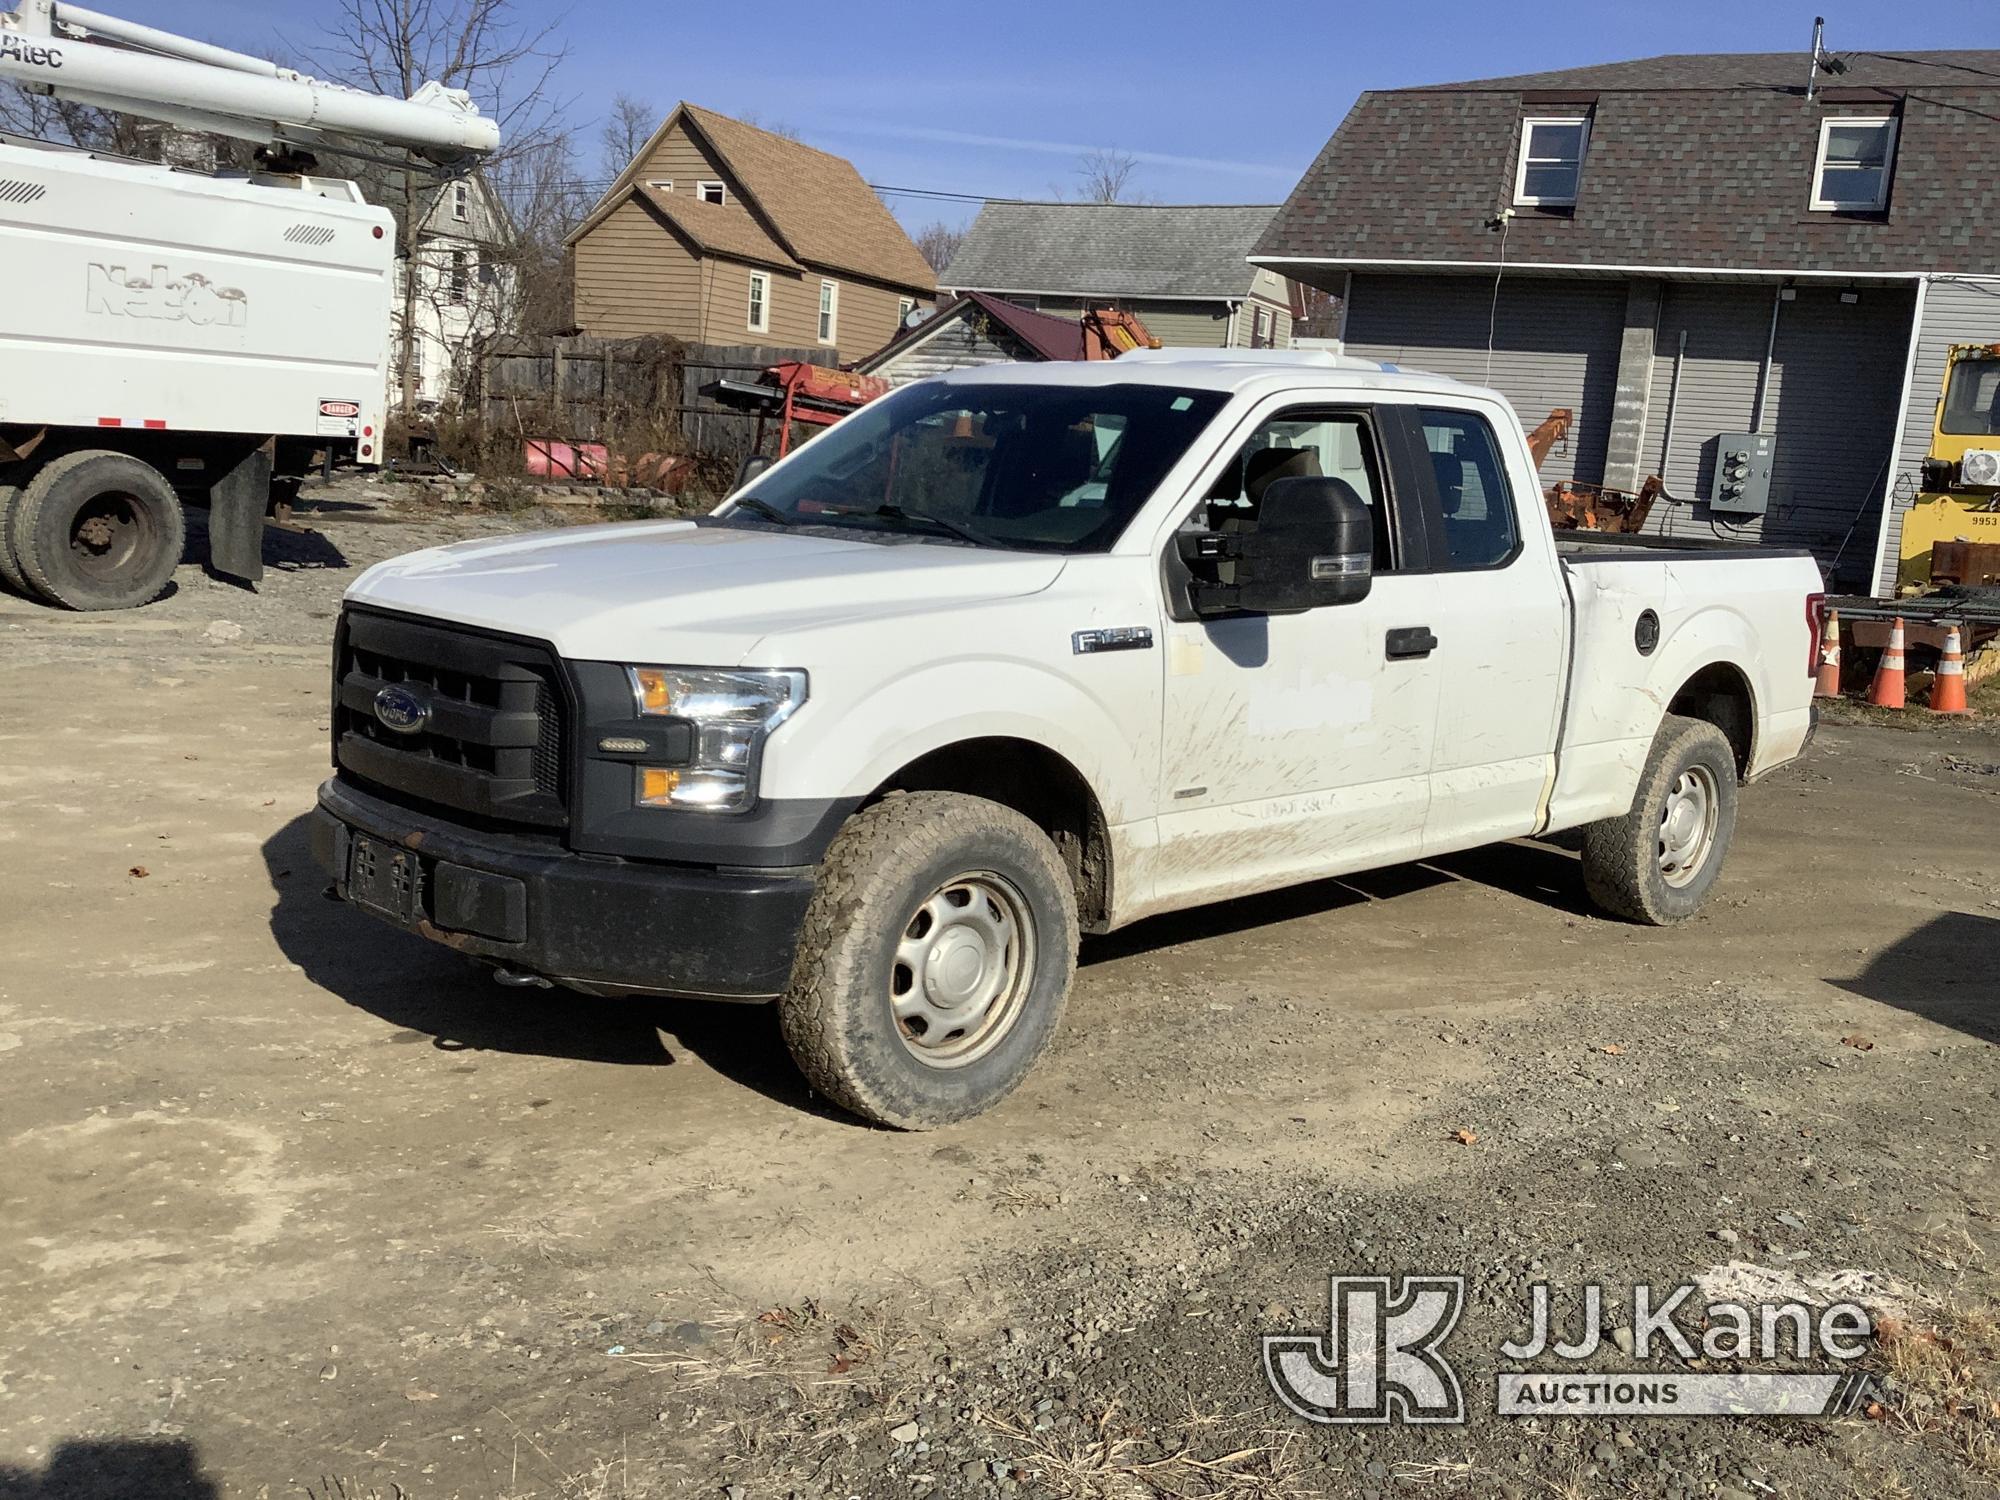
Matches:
[1254,48,2000,592]
[377,169,517,412]
[941,202,1300,350]
[567,104,936,361]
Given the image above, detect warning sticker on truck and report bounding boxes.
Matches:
[317,399,361,437]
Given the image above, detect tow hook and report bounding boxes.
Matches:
[493,967,554,990]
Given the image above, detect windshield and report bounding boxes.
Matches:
[1942,355,2000,436]
[725,380,1229,552]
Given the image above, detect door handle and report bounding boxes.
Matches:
[1385,626,1439,661]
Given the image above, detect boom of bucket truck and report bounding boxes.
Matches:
[0,0,499,610]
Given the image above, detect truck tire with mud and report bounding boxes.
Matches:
[12,450,187,611]
[0,483,25,597]
[779,791,1080,1130]
[1580,712,1740,925]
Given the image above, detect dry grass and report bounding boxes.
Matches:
[979,1400,1315,1500]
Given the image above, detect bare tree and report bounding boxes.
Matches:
[1077,147,1139,203]
[304,0,572,411]
[914,221,965,276]
[1295,282,1342,339]
[598,92,655,177]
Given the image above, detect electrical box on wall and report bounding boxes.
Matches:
[1710,432,1775,516]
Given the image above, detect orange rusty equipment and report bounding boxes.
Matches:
[1546,475,1664,534]
[1526,408,1574,468]
[1080,307,1159,359]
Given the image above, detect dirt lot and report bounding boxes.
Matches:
[3,488,2000,1500]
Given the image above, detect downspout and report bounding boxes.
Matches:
[1657,329,1688,536]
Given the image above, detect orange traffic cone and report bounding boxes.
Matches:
[1930,625,1969,715]
[1867,617,1907,710]
[1814,608,1842,698]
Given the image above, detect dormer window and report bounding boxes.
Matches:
[1514,116,1588,207]
[1811,117,1896,211]
[697,180,726,206]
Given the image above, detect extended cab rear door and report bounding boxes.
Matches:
[1395,399,1569,856]
[1149,398,1444,908]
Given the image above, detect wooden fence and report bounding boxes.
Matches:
[474,335,835,471]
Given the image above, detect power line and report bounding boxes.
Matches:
[478,174,1025,206]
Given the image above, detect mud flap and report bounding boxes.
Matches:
[206,442,271,586]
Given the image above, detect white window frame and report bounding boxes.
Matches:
[696,180,726,206]
[817,279,838,345]
[448,248,469,305]
[1810,116,1898,212]
[646,178,673,192]
[747,271,770,334]
[897,296,915,325]
[1252,305,1272,348]
[1513,115,1590,207]
[451,181,469,222]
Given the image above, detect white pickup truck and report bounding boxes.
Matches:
[311,351,1823,1128]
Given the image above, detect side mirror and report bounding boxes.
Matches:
[733,452,774,494]
[1232,475,1374,614]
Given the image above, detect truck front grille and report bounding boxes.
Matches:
[334,608,569,828]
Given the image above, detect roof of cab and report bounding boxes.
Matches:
[928,347,1479,402]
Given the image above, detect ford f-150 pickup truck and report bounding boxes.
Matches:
[311,351,1823,1128]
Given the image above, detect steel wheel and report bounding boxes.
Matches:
[890,871,1036,1069]
[1657,765,1719,888]
[68,490,155,583]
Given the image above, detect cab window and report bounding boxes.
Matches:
[1202,410,1396,570]
[1941,356,2000,436]
[1421,408,1520,569]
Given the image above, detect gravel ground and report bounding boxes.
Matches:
[2,490,1999,1499]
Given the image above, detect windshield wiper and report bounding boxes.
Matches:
[726,495,793,527]
[865,503,997,548]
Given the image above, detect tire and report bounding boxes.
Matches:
[15,451,185,610]
[0,483,26,597]
[779,791,1080,1129]
[1580,713,1740,925]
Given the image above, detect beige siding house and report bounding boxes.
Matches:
[939,203,1299,349]
[567,104,936,359]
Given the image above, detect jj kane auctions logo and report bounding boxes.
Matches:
[1266,1276,1884,1423]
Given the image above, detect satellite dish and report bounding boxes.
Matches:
[903,305,936,331]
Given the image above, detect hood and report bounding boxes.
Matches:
[346,519,1068,664]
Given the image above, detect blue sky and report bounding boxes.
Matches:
[134,0,1997,231]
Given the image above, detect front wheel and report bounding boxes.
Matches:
[779,792,1079,1129]
[1580,713,1739,924]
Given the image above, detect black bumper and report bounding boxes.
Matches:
[311,778,813,1000]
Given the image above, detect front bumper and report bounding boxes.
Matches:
[311,778,813,1000]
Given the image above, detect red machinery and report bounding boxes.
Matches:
[704,361,892,458]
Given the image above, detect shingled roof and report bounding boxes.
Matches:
[1256,49,2000,277]
[634,185,801,272]
[569,103,935,293]
[942,202,1277,299]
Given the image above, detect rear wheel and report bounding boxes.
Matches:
[1580,713,1739,924]
[15,451,185,610]
[0,483,26,597]
[779,792,1079,1129]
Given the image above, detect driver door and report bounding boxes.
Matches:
[1152,402,1442,910]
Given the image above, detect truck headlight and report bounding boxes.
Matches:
[1961,450,2000,488]
[625,666,806,811]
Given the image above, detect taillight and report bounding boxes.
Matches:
[1805,592,1826,677]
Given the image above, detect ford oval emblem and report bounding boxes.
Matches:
[373,684,431,734]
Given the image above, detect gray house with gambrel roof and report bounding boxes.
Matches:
[942,202,1300,350]
[1254,47,2000,592]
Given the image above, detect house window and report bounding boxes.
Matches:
[747,271,770,334]
[817,280,838,344]
[1251,306,1272,348]
[1811,117,1897,211]
[1514,116,1589,207]
[449,249,469,304]
[646,179,673,192]
[697,180,726,205]
[451,181,469,222]
[897,296,915,326]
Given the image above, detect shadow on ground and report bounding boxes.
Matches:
[0,1439,216,1500]
[1831,909,2000,1043]
[261,814,848,1120]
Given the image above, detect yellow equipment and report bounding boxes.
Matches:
[1896,342,2000,591]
